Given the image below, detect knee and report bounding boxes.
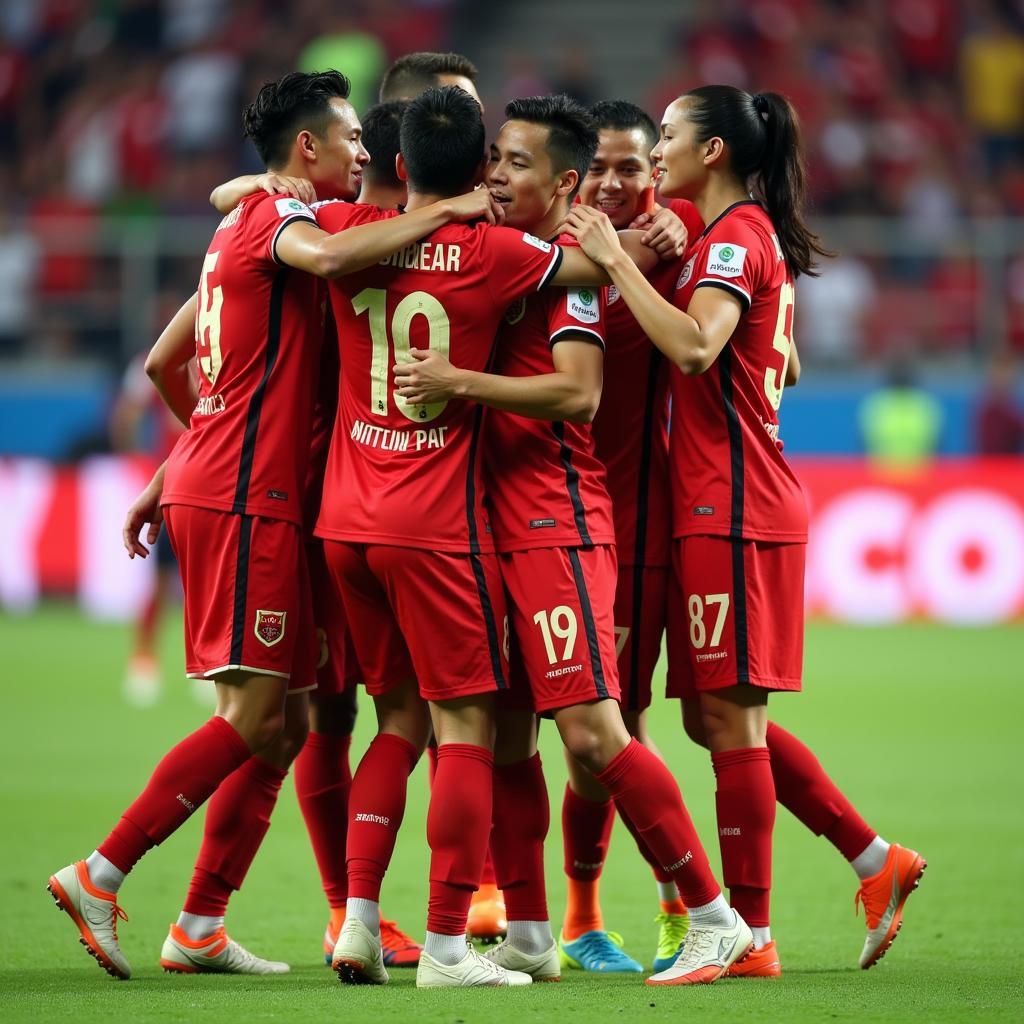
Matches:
[682,701,709,749]
[275,712,311,764]
[247,708,287,753]
[560,722,606,775]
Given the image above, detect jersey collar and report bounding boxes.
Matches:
[698,198,761,241]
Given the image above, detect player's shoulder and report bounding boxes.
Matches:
[312,198,396,229]
[244,191,318,224]
[701,200,773,248]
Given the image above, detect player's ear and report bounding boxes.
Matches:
[556,168,579,199]
[703,136,726,168]
[296,129,317,162]
[395,152,409,183]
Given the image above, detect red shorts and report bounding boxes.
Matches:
[615,564,669,712]
[500,545,620,714]
[164,505,316,693]
[306,540,361,696]
[666,535,804,700]
[322,541,509,702]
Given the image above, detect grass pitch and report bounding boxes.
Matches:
[1,604,1022,1022]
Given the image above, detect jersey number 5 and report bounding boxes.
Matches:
[351,287,451,423]
[763,280,795,411]
[197,251,224,387]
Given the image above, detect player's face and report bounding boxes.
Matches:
[578,127,654,229]
[650,98,705,200]
[314,98,371,201]
[434,73,484,112]
[486,121,565,231]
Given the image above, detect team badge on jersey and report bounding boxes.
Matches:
[275,197,313,219]
[505,297,527,325]
[254,609,287,647]
[677,255,696,290]
[706,243,747,277]
[567,288,600,324]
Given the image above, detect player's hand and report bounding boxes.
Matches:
[445,185,505,226]
[393,348,462,404]
[561,205,624,267]
[630,205,687,259]
[254,172,316,206]
[123,473,165,559]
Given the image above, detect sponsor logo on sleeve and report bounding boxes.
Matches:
[706,242,747,278]
[677,254,696,289]
[275,197,311,219]
[607,285,621,305]
[522,233,553,252]
[254,609,286,647]
[567,288,600,324]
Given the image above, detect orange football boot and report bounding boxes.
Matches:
[379,917,422,967]
[467,883,508,943]
[725,939,782,978]
[855,843,927,969]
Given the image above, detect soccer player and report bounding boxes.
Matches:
[379,51,482,108]
[48,69,498,981]
[394,95,752,988]
[356,101,409,210]
[564,84,926,978]
[550,99,705,975]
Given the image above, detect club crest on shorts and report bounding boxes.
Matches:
[254,609,286,647]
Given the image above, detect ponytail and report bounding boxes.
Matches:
[685,85,833,278]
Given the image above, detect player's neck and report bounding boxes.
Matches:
[358,183,407,210]
[404,189,450,213]
[692,176,750,231]
[525,200,570,244]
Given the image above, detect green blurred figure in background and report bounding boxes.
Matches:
[859,357,944,470]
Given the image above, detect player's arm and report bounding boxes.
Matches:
[564,205,738,374]
[548,231,659,288]
[786,338,801,386]
[274,189,499,278]
[394,337,603,424]
[210,172,316,214]
[144,292,200,426]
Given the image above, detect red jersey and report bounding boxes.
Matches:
[303,316,339,536]
[670,200,807,543]
[313,201,564,553]
[486,240,614,553]
[163,192,326,525]
[591,258,679,567]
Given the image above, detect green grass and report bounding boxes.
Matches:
[1,605,1022,1021]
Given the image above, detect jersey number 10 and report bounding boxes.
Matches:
[352,287,451,424]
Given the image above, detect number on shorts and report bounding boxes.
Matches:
[614,626,630,658]
[351,286,451,423]
[688,592,730,650]
[532,605,578,664]
[197,251,224,386]
[763,280,795,411]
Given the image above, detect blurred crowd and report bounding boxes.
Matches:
[1,0,1024,384]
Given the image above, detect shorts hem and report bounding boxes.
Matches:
[420,679,503,703]
[315,529,494,555]
[187,664,292,681]
[286,682,317,694]
[666,676,801,697]
[532,690,621,713]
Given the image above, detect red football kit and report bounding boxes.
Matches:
[486,247,619,713]
[313,200,564,700]
[664,199,807,698]
[161,191,325,686]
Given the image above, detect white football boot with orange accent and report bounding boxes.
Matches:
[856,843,926,969]
[47,861,131,980]
[160,924,289,974]
[332,917,389,985]
[646,910,752,986]
[724,938,782,978]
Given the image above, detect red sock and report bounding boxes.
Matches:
[427,743,494,934]
[490,754,549,922]
[99,716,251,873]
[766,722,877,861]
[596,739,720,909]
[711,747,775,928]
[183,756,287,916]
[294,732,353,909]
[562,784,614,882]
[347,733,418,901]
[617,804,675,884]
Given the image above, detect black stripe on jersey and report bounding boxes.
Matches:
[717,347,745,538]
[552,422,592,546]
[568,548,609,700]
[538,246,565,290]
[272,215,317,265]
[232,270,287,513]
[549,326,605,349]
[229,514,254,665]
[730,537,751,684]
[625,348,664,708]
[694,279,751,313]
[469,553,508,691]
[697,199,760,241]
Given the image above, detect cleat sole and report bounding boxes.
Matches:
[862,857,927,970]
[335,959,385,986]
[47,878,129,981]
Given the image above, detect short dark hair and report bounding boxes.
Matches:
[380,52,478,102]
[243,70,351,167]
[401,86,484,195]
[361,100,407,188]
[589,100,658,154]
[503,95,598,197]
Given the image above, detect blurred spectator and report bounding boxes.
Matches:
[551,45,601,106]
[161,38,241,154]
[974,350,1024,453]
[859,357,944,467]
[297,15,386,115]
[797,256,876,363]
[0,210,40,355]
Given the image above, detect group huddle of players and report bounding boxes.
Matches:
[47,52,926,990]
